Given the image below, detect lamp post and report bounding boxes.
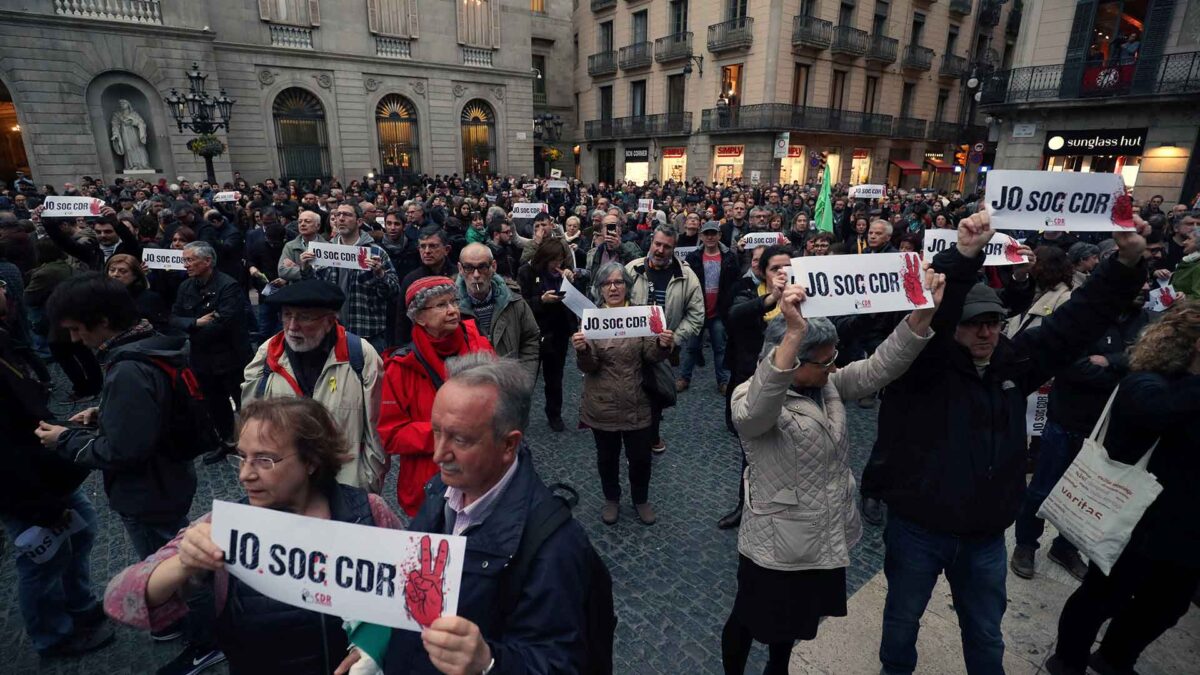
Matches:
[533,112,563,177]
[164,62,234,185]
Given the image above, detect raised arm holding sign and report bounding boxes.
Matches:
[985,170,1132,232]
[789,252,936,317]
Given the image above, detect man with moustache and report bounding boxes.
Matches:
[240,279,388,493]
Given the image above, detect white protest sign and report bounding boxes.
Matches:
[549,168,562,179]
[740,232,790,249]
[560,277,596,318]
[750,170,762,185]
[213,191,241,203]
[308,241,372,270]
[546,180,569,190]
[1147,285,1180,312]
[985,170,1132,232]
[142,247,186,271]
[1026,382,1052,436]
[637,199,655,213]
[923,229,1029,266]
[522,183,537,191]
[41,196,103,218]
[212,500,466,632]
[15,510,89,565]
[511,202,548,219]
[789,252,934,317]
[582,305,667,340]
[673,246,698,262]
[849,184,886,200]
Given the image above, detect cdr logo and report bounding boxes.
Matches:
[300,589,332,607]
[1046,136,1065,151]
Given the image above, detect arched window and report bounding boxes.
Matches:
[460,99,496,176]
[272,88,331,182]
[376,94,419,177]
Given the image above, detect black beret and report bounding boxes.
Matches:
[263,279,345,310]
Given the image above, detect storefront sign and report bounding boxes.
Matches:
[662,147,686,158]
[142,248,186,271]
[788,146,804,158]
[985,170,1131,231]
[581,305,667,340]
[308,241,373,270]
[1043,128,1147,157]
[511,202,548,219]
[773,133,790,159]
[923,229,1029,266]
[789,253,934,318]
[624,147,649,161]
[42,196,103,217]
[212,500,466,632]
[716,145,743,158]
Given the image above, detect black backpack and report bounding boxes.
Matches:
[499,483,616,675]
[108,352,219,462]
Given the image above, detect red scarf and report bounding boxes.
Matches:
[412,322,493,381]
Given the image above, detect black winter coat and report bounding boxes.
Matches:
[685,245,741,317]
[168,271,251,374]
[1046,309,1149,435]
[722,274,770,387]
[866,247,1146,536]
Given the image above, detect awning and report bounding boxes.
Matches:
[890,159,922,175]
[925,158,953,173]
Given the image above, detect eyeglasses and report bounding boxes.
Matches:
[460,262,493,274]
[227,453,295,472]
[421,299,457,313]
[600,279,626,288]
[801,350,838,370]
[281,311,328,325]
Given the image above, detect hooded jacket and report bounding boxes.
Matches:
[456,275,541,379]
[625,256,705,346]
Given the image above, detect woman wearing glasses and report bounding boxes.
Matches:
[104,397,404,674]
[721,271,944,675]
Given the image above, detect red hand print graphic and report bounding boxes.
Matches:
[1003,238,1025,263]
[648,306,665,334]
[901,254,928,306]
[88,199,102,216]
[1111,194,1134,228]
[405,535,448,628]
[1160,287,1176,308]
[357,248,370,270]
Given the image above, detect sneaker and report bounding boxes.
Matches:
[156,644,226,675]
[1048,546,1088,581]
[861,496,885,526]
[674,378,689,392]
[38,623,115,659]
[1044,654,1087,675]
[650,439,666,453]
[1010,544,1036,579]
[635,502,657,525]
[548,417,566,433]
[1089,651,1141,675]
[857,396,876,409]
[601,501,619,525]
[151,620,184,642]
[716,506,742,530]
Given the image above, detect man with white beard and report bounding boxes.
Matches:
[239,279,388,493]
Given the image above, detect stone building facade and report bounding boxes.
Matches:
[0,0,577,187]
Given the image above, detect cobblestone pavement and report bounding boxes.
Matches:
[1,352,887,674]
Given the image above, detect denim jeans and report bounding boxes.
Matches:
[255,301,281,340]
[0,488,100,652]
[1015,419,1084,551]
[880,515,1007,675]
[679,317,729,385]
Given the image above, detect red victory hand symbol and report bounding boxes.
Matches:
[1160,287,1176,308]
[1111,194,1135,228]
[405,535,448,628]
[88,199,102,216]
[648,305,665,334]
[356,247,370,270]
[1003,237,1025,263]
[901,253,928,306]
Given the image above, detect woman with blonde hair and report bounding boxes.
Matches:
[1048,300,1200,675]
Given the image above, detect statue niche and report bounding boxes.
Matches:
[110,99,151,171]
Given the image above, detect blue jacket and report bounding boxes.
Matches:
[384,447,591,674]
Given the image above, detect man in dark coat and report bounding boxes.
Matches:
[867,213,1147,675]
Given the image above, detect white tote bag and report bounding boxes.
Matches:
[1036,387,1162,575]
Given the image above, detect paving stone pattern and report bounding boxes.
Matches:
[1,353,888,674]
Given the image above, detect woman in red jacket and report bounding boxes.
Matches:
[378,276,493,516]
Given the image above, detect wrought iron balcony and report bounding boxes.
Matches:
[655,32,693,63]
[866,35,898,64]
[587,51,617,76]
[903,44,935,71]
[792,15,833,51]
[978,0,1001,27]
[584,112,693,140]
[590,0,615,12]
[699,103,893,136]
[949,0,972,15]
[830,25,868,57]
[927,121,962,142]
[894,117,928,139]
[978,51,1200,105]
[708,16,754,53]
[939,54,969,78]
[619,42,653,70]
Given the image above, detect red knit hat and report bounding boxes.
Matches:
[405,275,455,307]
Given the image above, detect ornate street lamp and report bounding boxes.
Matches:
[165,62,234,184]
[533,113,563,177]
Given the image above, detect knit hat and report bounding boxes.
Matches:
[405,275,456,308]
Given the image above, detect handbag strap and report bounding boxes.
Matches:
[1088,385,1121,444]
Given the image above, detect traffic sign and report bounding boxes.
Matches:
[973,142,985,153]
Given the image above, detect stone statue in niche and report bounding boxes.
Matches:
[110,99,151,171]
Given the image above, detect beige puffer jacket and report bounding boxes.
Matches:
[731,319,932,571]
[576,334,666,431]
[1005,282,1073,338]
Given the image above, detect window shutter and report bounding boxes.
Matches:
[366,0,379,33]
[457,0,467,44]
[258,0,273,21]
[309,0,321,26]
[1058,0,1095,99]
[490,0,500,48]
[1132,0,1176,93]
[407,0,419,39]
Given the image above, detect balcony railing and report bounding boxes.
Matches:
[590,0,616,11]
[903,44,935,71]
[376,37,412,59]
[462,47,494,67]
[949,0,972,15]
[894,117,928,138]
[940,53,969,78]
[54,0,162,23]
[792,15,833,51]
[708,16,754,52]
[978,0,1001,27]
[584,112,693,140]
[979,51,1200,105]
[619,42,653,70]
[866,35,898,64]
[699,103,893,136]
[587,50,618,76]
[830,25,868,56]
[655,32,693,63]
[270,25,314,49]
[532,91,547,108]
[928,121,962,142]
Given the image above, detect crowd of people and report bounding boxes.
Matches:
[1,169,1197,675]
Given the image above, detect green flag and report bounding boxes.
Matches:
[813,166,834,234]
